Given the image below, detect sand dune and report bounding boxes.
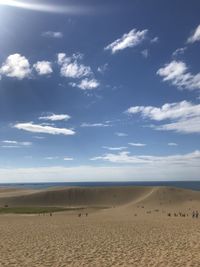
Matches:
[0,186,153,207]
[1,185,200,208]
[1,186,200,266]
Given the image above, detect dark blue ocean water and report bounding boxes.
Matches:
[0,181,200,191]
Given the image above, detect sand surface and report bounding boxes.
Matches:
[0,186,200,266]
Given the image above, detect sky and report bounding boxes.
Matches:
[0,0,200,182]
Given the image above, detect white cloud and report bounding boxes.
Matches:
[172,47,187,57]
[42,31,63,38]
[126,101,200,134]
[64,157,74,161]
[157,60,200,90]
[58,53,92,79]
[127,100,200,121]
[44,157,58,160]
[141,49,149,58]
[156,117,200,134]
[0,54,31,79]
[91,150,200,165]
[105,28,148,54]
[81,122,111,127]
[91,151,144,164]
[102,146,127,151]
[168,143,178,146]
[97,63,108,74]
[128,143,146,147]
[14,122,75,136]
[1,140,32,148]
[187,25,200,43]
[157,60,187,82]
[33,136,45,140]
[39,113,71,121]
[33,61,53,75]
[57,53,68,65]
[150,36,159,43]
[115,132,128,137]
[61,62,91,78]
[2,140,18,145]
[70,78,100,90]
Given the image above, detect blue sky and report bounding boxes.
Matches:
[0,0,200,182]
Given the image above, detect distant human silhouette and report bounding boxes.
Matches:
[196,210,199,219]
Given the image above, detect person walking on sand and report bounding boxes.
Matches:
[192,211,195,218]
[196,210,199,219]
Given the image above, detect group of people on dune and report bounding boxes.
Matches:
[192,210,199,218]
[168,210,199,218]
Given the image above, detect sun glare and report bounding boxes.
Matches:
[0,0,88,14]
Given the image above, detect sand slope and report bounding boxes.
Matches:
[0,186,153,207]
[1,186,200,266]
[1,186,200,208]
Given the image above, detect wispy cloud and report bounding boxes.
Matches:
[150,37,159,43]
[105,28,148,54]
[157,60,200,90]
[14,122,75,136]
[81,122,111,127]
[44,156,59,160]
[39,113,71,121]
[168,142,178,146]
[187,25,200,44]
[1,140,32,148]
[126,101,200,134]
[42,31,63,38]
[128,143,146,147]
[97,63,109,74]
[91,150,200,165]
[172,47,187,57]
[64,157,74,161]
[102,146,127,151]
[115,132,128,137]
[33,136,45,140]
[141,49,149,58]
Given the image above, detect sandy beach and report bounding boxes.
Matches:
[0,186,200,266]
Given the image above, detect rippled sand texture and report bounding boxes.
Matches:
[0,186,200,266]
[0,212,200,266]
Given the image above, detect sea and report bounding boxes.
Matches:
[0,181,200,191]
